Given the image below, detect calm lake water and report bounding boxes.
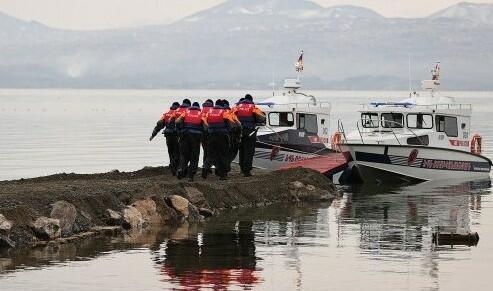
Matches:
[0,89,492,290]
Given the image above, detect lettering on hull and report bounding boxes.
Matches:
[422,159,471,171]
[355,151,491,173]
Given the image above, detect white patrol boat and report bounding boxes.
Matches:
[252,52,334,170]
[338,63,492,183]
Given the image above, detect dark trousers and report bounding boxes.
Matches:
[204,132,230,178]
[178,133,202,179]
[228,130,241,169]
[165,134,180,175]
[239,128,256,175]
[201,133,208,167]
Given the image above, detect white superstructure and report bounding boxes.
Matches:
[249,51,334,170]
[338,63,491,183]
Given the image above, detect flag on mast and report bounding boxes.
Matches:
[432,61,440,80]
[295,50,304,72]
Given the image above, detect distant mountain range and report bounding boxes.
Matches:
[1,0,493,90]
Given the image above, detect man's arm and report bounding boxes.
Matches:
[149,117,165,141]
[253,107,266,125]
[202,113,209,131]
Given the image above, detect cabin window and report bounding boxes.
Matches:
[381,113,404,128]
[407,135,430,146]
[407,114,433,129]
[436,115,458,137]
[269,112,294,127]
[297,113,318,134]
[361,113,379,128]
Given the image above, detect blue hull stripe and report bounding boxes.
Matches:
[355,152,491,173]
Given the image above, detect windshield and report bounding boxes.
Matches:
[361,113,379,128]
[381,113,404,128]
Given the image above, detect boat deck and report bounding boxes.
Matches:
[281,152,348,177]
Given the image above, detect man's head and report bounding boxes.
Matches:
[215,99,224,107]
[244,94,253,102]
[203,99,213,107]
[192,102,200,108]
[182,99,191,106]
[171,102,180,110]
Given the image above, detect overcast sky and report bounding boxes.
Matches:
[1,0,492,30]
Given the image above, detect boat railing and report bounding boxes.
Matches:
[337,119,348,142]
[259,102,331,110]
[354,120,427,146]
[361,103,472,110]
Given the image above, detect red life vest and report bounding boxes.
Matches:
[236,101,256,128]
[163,109,175,126]
[202,105,213,115]
[183,107,203,133]
[207,107,227,132]
[162,109,177,134]
[174,105,188,118]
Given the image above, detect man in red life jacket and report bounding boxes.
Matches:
[221,99,242,174]
[149,101,180,175]
[201,99,214,171]
[171,99,192,175]
[234,94,266,177]
[175,102,206,182]
[202,99,240,180]
[173,98,191,121]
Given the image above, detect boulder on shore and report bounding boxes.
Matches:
[122,206,145,230]
[0,214,13,236]
[32,217,61,240]
[168,195,189,217]
[132,198,160,225]
[50,200,92,237]
[50,201,77,237]
[104,209,123,226]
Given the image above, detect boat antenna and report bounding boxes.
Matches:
[271,72,275,96]
[408,55,412,94]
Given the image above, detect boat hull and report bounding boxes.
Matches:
[339,143,492,183]
[250,130,332,171]
[251,146,317,171]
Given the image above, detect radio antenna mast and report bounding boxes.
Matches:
[408,55,412,93]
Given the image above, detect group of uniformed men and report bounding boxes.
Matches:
[150,94,266,182]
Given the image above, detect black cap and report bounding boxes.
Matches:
[222,99,230,106]
[182,98,191,106]
[192,102,200,108]
[202,99,213,107]
[215,99,223,107]
[244,94,253,102]
[170,102,180,109]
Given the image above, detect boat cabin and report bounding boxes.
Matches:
[256,79,332,153]
[352,100,473,151]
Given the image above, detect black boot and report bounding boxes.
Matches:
[177,170,185,180]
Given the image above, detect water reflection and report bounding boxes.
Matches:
[0,178,491,290]
[333,179,491,252]
[155,221,259,290]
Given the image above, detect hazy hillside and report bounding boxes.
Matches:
[0,0,492,90]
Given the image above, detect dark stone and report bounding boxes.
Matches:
[198,208,214,218]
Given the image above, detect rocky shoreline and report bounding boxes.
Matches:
[0,167,338,250]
